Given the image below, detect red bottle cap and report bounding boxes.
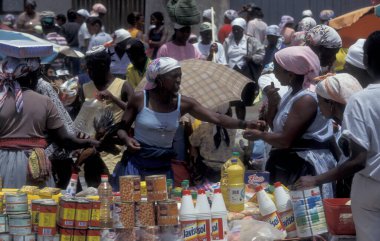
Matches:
[255,185,263,192]
[214,188,221,194]
[198,189,205,194]
[274,182,282,188]
[182,190,191,196]
[71,174,78,179]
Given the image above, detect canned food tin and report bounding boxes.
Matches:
[75,200,91,229]
[89,201,100,228]
[0,214,8,233]
[59,228,74,241]
[136,201,155,227]
[73,229,86,241]
[146,175,167,202]
[119,202,135,229]
[86,229,101,241]
[58,197,76,228]
[119,175,141,202]
[8,214,32,235]
[140,226,159,241]
[0,233,11,241]
[37,202,57,236]
[157,200,179,226]
[14,234,36,241]
[0,195,4,214]
[112,202,123,229]
[5,193,28,214]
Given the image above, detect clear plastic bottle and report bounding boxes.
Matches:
[227,159,245,212]
[98,175,113,228]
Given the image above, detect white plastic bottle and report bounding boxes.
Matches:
[210,189,228,241]
[65,173,78,197]
[98,174,113,228]
[255,185,286,235]
[274,182,297,238]
[195,189,211,241]
[180,190,198,241]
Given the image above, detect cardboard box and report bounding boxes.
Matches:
[245,170,270,187]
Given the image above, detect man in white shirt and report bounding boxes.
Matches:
[193,22,226,65]
[296,31,380,241]
[86,17,112,51]
[107,28,131,79]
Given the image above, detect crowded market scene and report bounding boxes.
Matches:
[0,0,379,240]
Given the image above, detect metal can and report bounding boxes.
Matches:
[136,201,155,227]
[118,202,135,229]
[8,214,32,235]
[73,229,86,241]
[36,235,58,241]
[146,175,167,202]
[140,226,159,241]
[5,193,28,214]
[86,229,101,241]
[89,200,100,228]
[14,234,36,241]
[112,202,123,229]
[37,202,57,236]
[0,214,8,233]
[0,195,4,214]
[59,228,74,241]
[157,200,179,226]
[74,199,91,229]
[58,197,76,228]
[119,175,141,202]
[0,233,11,241]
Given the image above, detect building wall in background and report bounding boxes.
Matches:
[231,0,372,25]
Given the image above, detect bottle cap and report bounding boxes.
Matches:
[232,151,240,156]
[198,189,205,194]
[274,182,282,188]
[182,190,191,196]
[71,173,78,180]
[101,174,108,181]
[255,185,263,192]
[214,188,221,194]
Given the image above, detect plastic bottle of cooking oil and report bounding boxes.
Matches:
[226,159,245,212]
[98,175,113,228]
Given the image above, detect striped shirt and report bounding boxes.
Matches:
[45,32,68,46]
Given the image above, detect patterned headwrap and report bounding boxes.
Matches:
[319,10,334,21]
[145,57,181,90]
[279,15,294,33]
[315,73,363,104]
[274,46,320,91]
[305,25,342,49]
[0,57,40,113]
[224,10,238,21]
[298,17,317,32]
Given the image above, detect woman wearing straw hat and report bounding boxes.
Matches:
[113,57,263,190]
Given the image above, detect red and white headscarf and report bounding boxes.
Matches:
[0,57,40,113]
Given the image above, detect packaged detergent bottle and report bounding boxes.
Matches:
[180,190,198,241]
[211,189,228,241]
[274,182,297,238]
[195,189,211,241]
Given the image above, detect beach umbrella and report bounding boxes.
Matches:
[329,5,380,48]
[137,59,253,110]
[0,29,84,64]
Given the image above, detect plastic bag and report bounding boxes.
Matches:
[228,219,285,241]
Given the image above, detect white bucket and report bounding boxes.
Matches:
[290,187,328,238]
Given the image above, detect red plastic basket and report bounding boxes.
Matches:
[323,198,356,235]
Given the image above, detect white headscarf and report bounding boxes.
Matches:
[315,73,363,104]
[145,57,181,90]
[345,39,366,70]
[224,10,238,21]
[231,17,247,30]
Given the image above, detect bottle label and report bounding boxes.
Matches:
[197,219,211,241]
[279,210,296,233]
[228,186,245,204]
[181,220,198,241]
[211,218,224,240]
[262,212,285,232]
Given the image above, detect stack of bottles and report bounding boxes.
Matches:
[180,188,228,241]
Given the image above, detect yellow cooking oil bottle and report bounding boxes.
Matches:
[221,152,244,209]
[226,158,245,212]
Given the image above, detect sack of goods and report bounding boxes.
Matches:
[167,0,201,25]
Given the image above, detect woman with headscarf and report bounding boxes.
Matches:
[291,17,317,46]
[112,57,262,190]
[224,17,265,120]
[243,46,336,198]
[279,15,295,46]
[298,31,380,241]
[0,43,98,188]
[319,10,334,25]
[305,25,342,73]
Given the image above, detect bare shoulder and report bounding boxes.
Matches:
[180,95,198,113]
[128,91,144,109]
